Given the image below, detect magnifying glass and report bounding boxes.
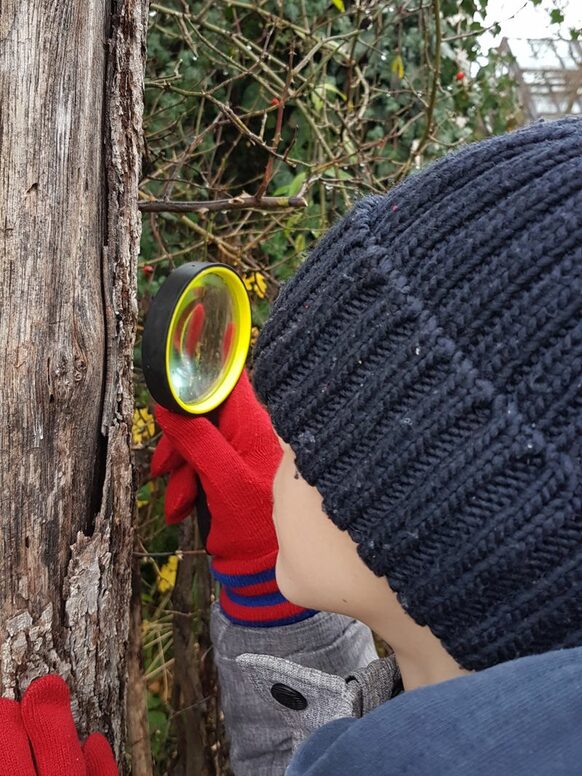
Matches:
[142,262,252,543]
[142,262,252,415]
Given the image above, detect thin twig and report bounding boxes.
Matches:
[395,0,442,182]
[139,195,308,213]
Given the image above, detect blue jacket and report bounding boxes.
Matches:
[288,646,582,775]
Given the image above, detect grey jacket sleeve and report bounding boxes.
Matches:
[210,603,399,776]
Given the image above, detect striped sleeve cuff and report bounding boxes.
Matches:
[212,565,318,627]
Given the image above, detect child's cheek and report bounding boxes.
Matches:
[272,441,344,611]
[273,509,316,607]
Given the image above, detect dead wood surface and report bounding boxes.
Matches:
[0,0,148,766]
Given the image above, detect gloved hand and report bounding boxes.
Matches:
[152,370,316,627]
[0,675,118,776]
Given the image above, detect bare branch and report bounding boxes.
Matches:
[139,195,308,213]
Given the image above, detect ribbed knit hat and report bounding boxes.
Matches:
[253,118,582,671]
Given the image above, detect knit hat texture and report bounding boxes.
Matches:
[253,118,582,671]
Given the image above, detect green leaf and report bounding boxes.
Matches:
[310,88,324,112]
[272,182,289,196]
[343,135,358,160]
[294,233,306,253]
[282,211,304,240]
[148,710,168,735]
[273,171,307,199]
[310,82,346,112]
[288,171,307,197]
[322,82,347,100]
[550,8,565,24]
[331,0,345,12]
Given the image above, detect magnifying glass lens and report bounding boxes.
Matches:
[168,273,236,405]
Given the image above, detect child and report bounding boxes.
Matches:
[1,117,580,775]
[153,116,582,775]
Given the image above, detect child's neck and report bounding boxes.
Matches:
[388,634,469,691]
[361,587,470,691]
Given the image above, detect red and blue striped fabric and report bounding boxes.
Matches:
[212,566,317,627]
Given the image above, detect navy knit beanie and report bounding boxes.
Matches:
[253,118,582,672]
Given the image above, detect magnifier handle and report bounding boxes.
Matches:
[194,409,219,548]
[195,485,212,548]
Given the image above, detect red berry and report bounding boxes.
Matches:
[456,71,465,81]
[270,97,280,106]
[142,264,154,275]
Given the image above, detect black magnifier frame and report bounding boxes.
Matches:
[142,262,251,416]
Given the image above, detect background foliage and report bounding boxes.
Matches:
[135,1,528,773]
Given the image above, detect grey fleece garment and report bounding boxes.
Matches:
[210,604,399,775]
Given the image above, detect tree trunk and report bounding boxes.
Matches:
[0,0,148,764]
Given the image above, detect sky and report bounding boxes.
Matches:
[482,0,582,50]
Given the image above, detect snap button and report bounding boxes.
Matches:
[270,683,308,710]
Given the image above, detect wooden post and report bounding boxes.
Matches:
[0,0,148,763]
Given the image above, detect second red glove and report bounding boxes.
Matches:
[0,675,117,776]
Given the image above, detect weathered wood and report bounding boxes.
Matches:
[0,0,148,764]
[171,520,207,776]
[128,547,154,775]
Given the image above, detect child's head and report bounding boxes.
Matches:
[254,118,582,673]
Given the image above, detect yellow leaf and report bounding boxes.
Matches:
[250,325,260,348]
[331,0,345,12]
[255,274,268,299]
[391,54,405,80]
[137,481,154,509]
[157,555,178,594]
[132,407,155,447]
[243,271,268,300]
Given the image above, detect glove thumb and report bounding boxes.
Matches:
[151,432,184,478]
[164,464,199,525]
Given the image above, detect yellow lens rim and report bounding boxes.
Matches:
[165,265,251,414]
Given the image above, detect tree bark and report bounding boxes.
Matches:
[0,0,148,764]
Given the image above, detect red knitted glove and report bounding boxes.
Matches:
[0,675,118,776]
[152,370,317,627]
